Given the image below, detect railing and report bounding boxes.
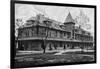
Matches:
[18,34,93,43]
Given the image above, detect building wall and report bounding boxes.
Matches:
[17,21,94,51]
[18,26,72,40]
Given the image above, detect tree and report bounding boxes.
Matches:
[15,18,24,55]
[42,20,52,53]
[80,37,84,53]
[36,14,52,53]
[15,18,24,37]
[74,9,90,30]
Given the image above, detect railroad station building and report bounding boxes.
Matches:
[17,12,94,51]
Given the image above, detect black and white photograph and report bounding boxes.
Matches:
[11,0,96,68]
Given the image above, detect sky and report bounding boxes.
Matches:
[15,3,94,36]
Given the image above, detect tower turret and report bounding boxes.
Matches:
[64,12,75,31]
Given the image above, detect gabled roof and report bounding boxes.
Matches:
[21,14,62,29]
[20,14,71,32]
[64,12,75,23]
[28,17,36,21]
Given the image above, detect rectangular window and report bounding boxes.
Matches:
[31,27,37,36]
[67,32,71,39]
[38,27,46,36]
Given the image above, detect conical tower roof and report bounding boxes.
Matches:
[64,12,75,23]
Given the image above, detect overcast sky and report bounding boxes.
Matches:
[15,3,94,35]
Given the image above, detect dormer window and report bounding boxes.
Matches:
[87,32,91,36]
[27,20,35,23]
[82,31,85,34]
